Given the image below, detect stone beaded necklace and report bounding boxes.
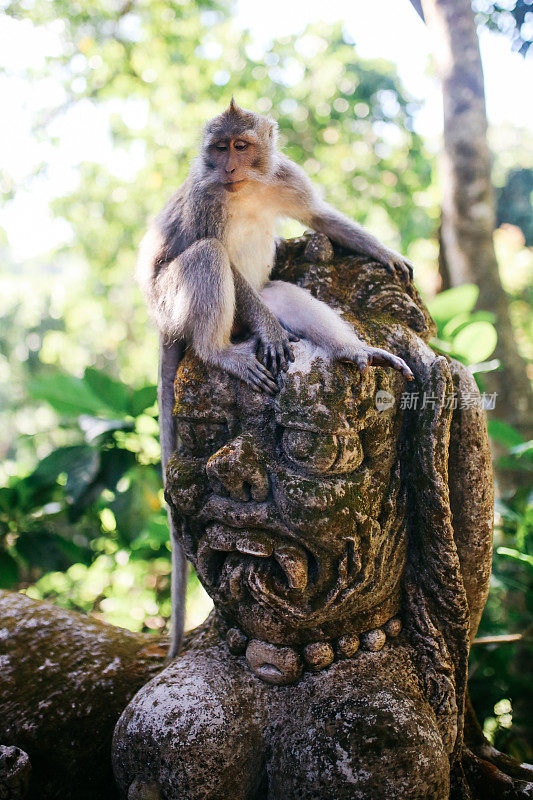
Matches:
[225,616,403,685]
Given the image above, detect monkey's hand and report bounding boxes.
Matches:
[375,247,414,283]
[348,343,414,381]
[215,341,279,396]
[254,317,299,376]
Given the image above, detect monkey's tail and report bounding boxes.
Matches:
[158,337,187,660]
[168,513,187,659]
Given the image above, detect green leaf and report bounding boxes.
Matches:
[28,371,110,416]
[0,551,19,589]
[495,499,521,521]
[65,448,101,504]
[79,415,133,443]
[0,487,16,515]
[452,321,498,363]
[29,445,95,490]
[443,310,496,339]
[16,530,87,572]
[131,515,169,552]
[429,337,454,355]
[98,448,137,491]
[488,420,525,448]
[496,456,533,473]
[83,367,130,415]
[427,285,479,327]
[468,359,500,374]
[129,384,158,417]
[497,547,533,568]
[510,440,533,459]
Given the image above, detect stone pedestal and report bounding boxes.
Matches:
[113,237,495,799]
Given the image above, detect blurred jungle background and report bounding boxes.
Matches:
[0,0,532,762]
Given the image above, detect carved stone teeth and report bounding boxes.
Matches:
[198,528,313,593]
[229,562,246,599]
[208,525,236,551]
[274,542,308,591]
[235,532,274,557]
[196,537,218,585]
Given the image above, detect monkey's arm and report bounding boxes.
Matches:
[232,268,298,374]
[276,158,413,281]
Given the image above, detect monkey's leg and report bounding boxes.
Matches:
[169,239,277,394]
[233,268,298,375]
[261,280,414,380]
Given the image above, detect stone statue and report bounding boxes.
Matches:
[112,235,494,799]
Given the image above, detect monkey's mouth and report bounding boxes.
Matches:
[222,179,247,192]
[196,523,321,603]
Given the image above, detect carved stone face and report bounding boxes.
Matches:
[166,340,408,647]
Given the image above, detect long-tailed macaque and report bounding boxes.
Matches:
[136,99,415,657]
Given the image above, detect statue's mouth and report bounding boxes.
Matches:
[189,495,366,621]
[197,523,315,598]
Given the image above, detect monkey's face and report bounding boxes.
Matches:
[209,136,258,192]
[202,103,278,191]
[165,341,407,647]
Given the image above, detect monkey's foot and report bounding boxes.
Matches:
[214,342,278,395]
[377,248,414,283]
[345,344,414,381]
[255,324,298,375]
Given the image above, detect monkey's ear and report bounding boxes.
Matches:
[228,96,240,115]
[267,117,279,141]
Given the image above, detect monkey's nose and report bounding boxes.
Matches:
[206,434,269,502]
[225,165,236,174]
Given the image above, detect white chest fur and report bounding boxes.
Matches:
[224,189,279,292]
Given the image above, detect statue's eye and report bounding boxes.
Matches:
[282,429,338,472]
[177,420,229,457]
[281,429,364,474]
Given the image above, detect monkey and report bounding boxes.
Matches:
[136,98,415,658]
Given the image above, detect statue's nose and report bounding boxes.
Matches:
[206,433,269,502]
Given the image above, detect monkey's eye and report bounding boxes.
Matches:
[281,428,363,474]
[233,140,248,150]
[214,142,228,151]
[177,419,230,457]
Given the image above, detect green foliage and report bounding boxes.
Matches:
[0,365,171,631]
[469,430,533,762]
[427,285,532,758]
[427,284,499,367]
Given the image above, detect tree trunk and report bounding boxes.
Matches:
[419,0,533,439]
[0,591,166,800]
